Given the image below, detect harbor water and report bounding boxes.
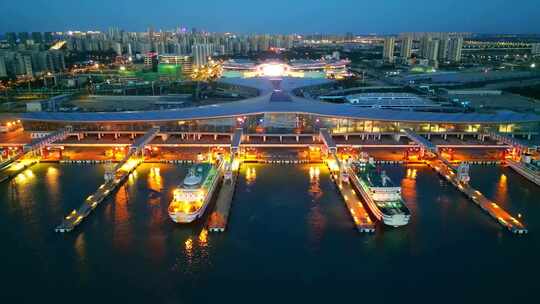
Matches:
[1,163,539,303]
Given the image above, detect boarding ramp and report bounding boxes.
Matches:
[231,128,243,155]
[113,127,159,171]
[319,128,337,154]
[486,131,535,153]
[402,128,438,155]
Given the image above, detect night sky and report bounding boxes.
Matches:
[0,0,539,34]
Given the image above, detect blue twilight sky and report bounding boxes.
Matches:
[0,0,539,34]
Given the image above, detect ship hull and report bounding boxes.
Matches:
[168,163,223,223]
[168,200,210,223]
[349,173,410,227]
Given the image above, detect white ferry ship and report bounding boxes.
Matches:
[348,155,410,227]
[168,161,223,223]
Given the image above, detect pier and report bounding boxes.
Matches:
[322,132,375,232]
[428,159,527,234]
[332,170,376,233]
[55,127,159,233]
[405,129,527,234]
[208,158,240,232]
[0,127,71,183]
[55,158,142,232]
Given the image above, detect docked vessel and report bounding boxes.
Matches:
[168,161,223,223]
[506,153,540,186]
[348,155,410,227]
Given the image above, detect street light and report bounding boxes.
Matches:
[531,63,536,68]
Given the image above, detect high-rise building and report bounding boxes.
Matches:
[437,36,449,62]
[531,43,540,56]
[192,44,212,67]
[111,41,122,56]
[383,37,395,63]
[18,32,29,44]
[22,55,33,77]
[447,37,464,62]
[400,36,413,60]
[0,56,7,78]
[426,39,440,66]
[44,32,54,43]
[31,32,43,44]
[158,54,192,79]
[50,51,66,72]
[419,34,432,58]
[6,32,17,45]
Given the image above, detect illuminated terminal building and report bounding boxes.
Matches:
[18,74,540,140]
[221,59,351,79]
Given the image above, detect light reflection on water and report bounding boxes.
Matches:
[494,173,508,207]
[307,165,326,249]
[2,163,540,302]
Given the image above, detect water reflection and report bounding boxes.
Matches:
[246,167,257,185]
[148,167,163,192]
[15,169,35,185]
[198,228,208,247]
[127,169,138,186]
[112,186,132,251]
[45,166,60,212]
[494,173,508,207]
[184,238,193,262]
[307,165,325,250]
[401,167,418,210]
[308,166,323,200]
[147,166,163,206]
[74,233,87,264]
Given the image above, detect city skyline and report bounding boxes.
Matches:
[1,0,540,34]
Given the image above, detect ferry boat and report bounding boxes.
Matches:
[348,155,410,227]
[506,153,540,186]
[168,161,223,223]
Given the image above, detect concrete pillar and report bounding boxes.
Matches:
[444,134,447,140]
[345,135,349,141]
[114,133,118,139]
[98,133,101,140]
[378,134,381,140]
[263,136,266,142]
[427,133,431,140]
[198,134,201,140]
[296,135,299,142]
[528,133,532,140]
[247,136,250,141]
[214,134,218,140]
[280,136,283,142]
[362,134,365,140]
[131,133,135,139]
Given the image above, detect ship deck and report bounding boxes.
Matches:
[353,163,397,188]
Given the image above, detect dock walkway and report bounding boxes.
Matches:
[428,159,527,234]
[208,166,239,232]
[55,158,142,233]
[0,159,39,183]
[329,167,375,233]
